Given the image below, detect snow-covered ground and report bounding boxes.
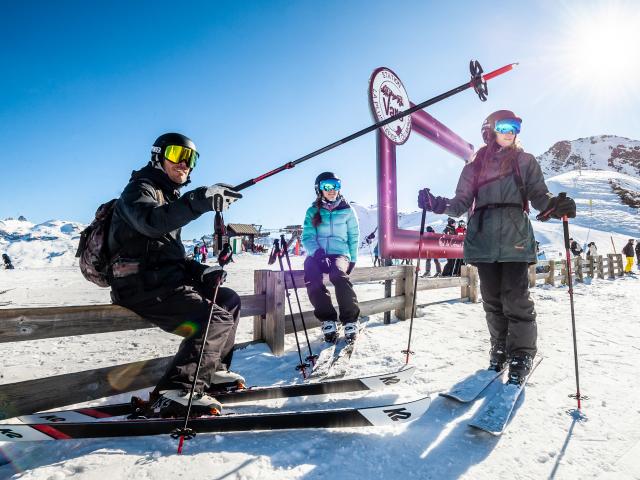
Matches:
[1,250,640,479]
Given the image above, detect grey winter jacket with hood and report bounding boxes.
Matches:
[444,147,553,264]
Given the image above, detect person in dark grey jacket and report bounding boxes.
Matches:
[108,132,243,417]
[418,110,576,384]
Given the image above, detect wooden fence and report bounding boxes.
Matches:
[0,265,478,418]
[528,254,624,287]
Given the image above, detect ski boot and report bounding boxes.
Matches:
[149,389,222,418]
[488,343,506,371]
[322,320,338,343]
[208,369,246,392]
[507,354,533,386]
[344,321,359,344]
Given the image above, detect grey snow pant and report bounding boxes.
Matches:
[476,262,537,359]
[304,255,360,324]
[117,284,241,393]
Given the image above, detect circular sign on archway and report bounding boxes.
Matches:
[369,67,412,145]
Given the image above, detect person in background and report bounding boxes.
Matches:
[2,253,14,270]
[301,172,361,343]
[586,242,598,258]
[200,243,208,262]
[441,218,457,277]
[569,238,583,257]
[373,242,381,267]
[452,220,467,276]
[622,239,635,275]
[193,244,201,263]
[417,109,576,385]
[635,239,640,271]
[422,226,442,277]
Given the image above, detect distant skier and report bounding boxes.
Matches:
[2,253,14,270]
[301,172,360,343]
[417,110,576,385]
[373,242,381,267]
[193,244,201,263]
[622,239,635,274]
[636,240,640,270]
[569,238,583,257]
[586,242,598,258]
[200,243,208,262]
[107,132,244,417]
[422,226,442,277]
[452,220,467,276]
[441,218,457,277]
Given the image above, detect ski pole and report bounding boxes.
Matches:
[402,204,428,364]
[280,234,318,365]
[274,239,310,378]
[231,62,517,192]
[560,193,584,413]
[173,276,223,454]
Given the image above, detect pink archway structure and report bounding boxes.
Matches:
[377,104,474,259]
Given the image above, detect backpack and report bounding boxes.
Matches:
[75,199,118,287]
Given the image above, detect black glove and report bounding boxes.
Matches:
[537,194,576,221]
[346,262,356,275]
[201,266,227,290]
[313,248,327,261]
[313,248,331,273]
[417,188,448,214]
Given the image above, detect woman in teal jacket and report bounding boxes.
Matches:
[302,172,360,343]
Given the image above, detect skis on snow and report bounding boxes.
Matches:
[309,318,368,380]
[439,367,506,403]
[0,396,431,442]
[13,366,416,425]
[468,356,543,435]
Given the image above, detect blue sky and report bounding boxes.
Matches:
[2,0,639,240]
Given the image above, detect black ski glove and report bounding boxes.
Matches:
[346,262,356,275]
[537,194,576,221]
[418,188,448,214]
[313,248,331,273]
[204,183,242,211]
[201,266,227,290]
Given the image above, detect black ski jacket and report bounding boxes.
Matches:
[108,163,213,302]
[636,243,640,258]
[622,243,634,257]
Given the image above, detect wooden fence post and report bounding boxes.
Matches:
[460,265,469,300]
[596,255,604,279]
[587,255,595,278]
[545,260,555,286]
[607,254,616,279]
[575,256,584,283]
[264,270,285,356]
[395,265,414,321]
[528,265,537,288]
[253,270,268,342]
[468,265,479,303]
[615,253,624,276]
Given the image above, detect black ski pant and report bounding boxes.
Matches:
[476,262,537,359]
[117,284,241,393]
[304,255,360,324]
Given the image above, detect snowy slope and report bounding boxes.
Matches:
[537,135,640,178]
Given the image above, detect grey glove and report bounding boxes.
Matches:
[205,183,242,211]
[201,265,227,290]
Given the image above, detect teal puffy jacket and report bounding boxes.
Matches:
[301,197,359,262]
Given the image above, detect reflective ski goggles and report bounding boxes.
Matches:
[163,145,199,169]
[318,179,341,191]
[494,118,521,135]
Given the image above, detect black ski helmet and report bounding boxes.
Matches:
[314,171,341,195]
[151,132,198,164]
[481,110,522,144]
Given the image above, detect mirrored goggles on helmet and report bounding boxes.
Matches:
[163,145,199,168]
[318,179,341,191]
[494,118,521,135]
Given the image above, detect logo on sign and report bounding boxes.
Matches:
[369,67,412,145]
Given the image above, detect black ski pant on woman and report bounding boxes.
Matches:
[117,284,241,393]
[476,262,537,359]
[304,255,360,324]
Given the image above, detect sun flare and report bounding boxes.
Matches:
[558,3,640,102]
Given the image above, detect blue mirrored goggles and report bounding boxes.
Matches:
[318,179,341,191]
[494,118,521,135]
